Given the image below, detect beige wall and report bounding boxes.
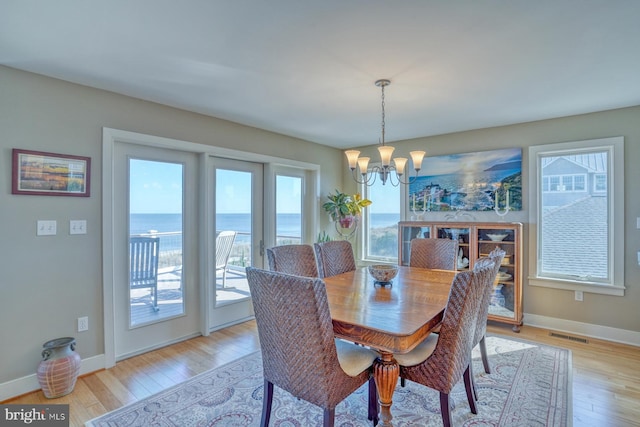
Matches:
[0,66,343,385]
[349,106,640,333]
[1,64,638,395]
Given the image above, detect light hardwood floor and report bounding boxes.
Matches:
[5,321,640,427]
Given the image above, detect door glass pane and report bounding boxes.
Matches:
[276,175,302,245]
[129,159,184,328]
[216,169,252,305]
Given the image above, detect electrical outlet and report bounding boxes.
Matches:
[77,316,89,332]
[575,290,583,302]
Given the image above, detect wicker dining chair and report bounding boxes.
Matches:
[473,248,505,375]
[266,244,319,277]
[394,263,495,427]
[409,238,459,270]
[246,267,379,427]
[313,240,356,278]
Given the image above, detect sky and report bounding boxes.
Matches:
[129,160,303,214]
[129,159,183,214]
[129,158,401,215]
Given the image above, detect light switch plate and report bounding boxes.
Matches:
[70,220,87,235]
[37,220,57,236]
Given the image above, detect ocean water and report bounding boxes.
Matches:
[130,213,398,238]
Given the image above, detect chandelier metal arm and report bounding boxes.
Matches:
[350,167,378,186]
[352,164,422,187]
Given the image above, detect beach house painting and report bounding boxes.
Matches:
[409,148,522,212]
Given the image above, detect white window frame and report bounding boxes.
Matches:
[528,136,625,296]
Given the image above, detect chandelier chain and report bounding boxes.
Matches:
[380,83,386,145]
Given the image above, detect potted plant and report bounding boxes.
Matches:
[322,190,372,228]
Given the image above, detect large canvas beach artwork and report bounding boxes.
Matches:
[409,148,522,212]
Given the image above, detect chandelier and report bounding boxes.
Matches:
[345,79,426,186]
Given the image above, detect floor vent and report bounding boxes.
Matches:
[549,332,588,343]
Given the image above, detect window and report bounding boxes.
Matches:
[363,179,400,262]
[528,137,624,296]
[543,174,586,192]
[594,174,607,192]
[275,174,302,245]
[129,158,185,327]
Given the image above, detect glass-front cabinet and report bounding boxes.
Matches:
[398,221,523,331]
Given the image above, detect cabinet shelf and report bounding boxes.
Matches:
[398,221,523,331]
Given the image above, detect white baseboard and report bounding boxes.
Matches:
[0,354,105,403]
[524,313,640,347]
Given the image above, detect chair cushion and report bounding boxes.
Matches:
[394,334,439,367]
[335,339,378,376]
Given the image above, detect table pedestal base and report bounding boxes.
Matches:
[373,352,399,427]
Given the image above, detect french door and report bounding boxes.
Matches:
[104,127,320,363]
[209,157,264,329]
[113,143,199,360]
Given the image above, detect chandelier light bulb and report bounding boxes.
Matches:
[410,151,426,171]
[345,150,361,170]
[378,145,395,168]
[357,157,370,174]
[393,157,408,175]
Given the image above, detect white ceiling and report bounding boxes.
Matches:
[2,1,640,149]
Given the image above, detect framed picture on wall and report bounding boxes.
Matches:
[409,147,521,212]
[12,149,91,197]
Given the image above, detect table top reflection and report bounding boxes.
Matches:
[324,265,456,354]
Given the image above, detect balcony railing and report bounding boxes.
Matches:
[132,230,302,269]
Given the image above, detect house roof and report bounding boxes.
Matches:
[542,153,608,173]
[2,1,640,148]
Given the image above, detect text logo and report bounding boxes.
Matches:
[0,405,69,426]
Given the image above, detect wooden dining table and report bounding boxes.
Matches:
[324,265,457,427]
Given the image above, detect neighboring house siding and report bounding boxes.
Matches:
[542,154,607,207]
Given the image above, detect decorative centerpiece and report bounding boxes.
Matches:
[368,264,399,286]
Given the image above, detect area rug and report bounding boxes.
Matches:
[86,335,571,426]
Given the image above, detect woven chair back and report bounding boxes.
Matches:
[409,238,459,270]
[313,240,356,278]
[472,248,505,346]
[400,263,493,394]
[245,267,368,409]
[266,244,319,277]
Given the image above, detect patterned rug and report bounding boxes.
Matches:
[86,335,571,426]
